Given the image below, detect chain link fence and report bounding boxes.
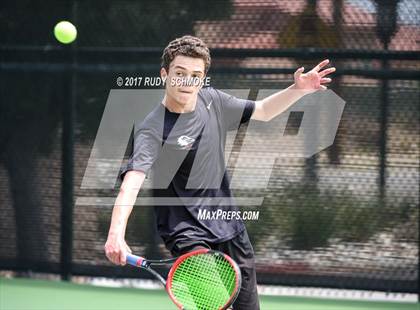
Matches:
[0,0,418,294]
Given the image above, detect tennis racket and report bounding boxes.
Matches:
[126,248,241,310]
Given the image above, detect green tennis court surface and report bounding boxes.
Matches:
[0,277,417,310]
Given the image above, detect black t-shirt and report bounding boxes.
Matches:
[120,87,255,249]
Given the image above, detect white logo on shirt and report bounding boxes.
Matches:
[206,99,213,110]
[177,135,195,150]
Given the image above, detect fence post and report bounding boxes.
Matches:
[60,0,77,281]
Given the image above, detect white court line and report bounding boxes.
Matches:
[73,275,418,303]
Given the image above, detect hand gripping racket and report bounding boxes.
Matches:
[126,248,242,310]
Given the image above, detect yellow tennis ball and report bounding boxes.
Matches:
[54,21,77,44]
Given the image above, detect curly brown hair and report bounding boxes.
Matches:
[161,35,211,74]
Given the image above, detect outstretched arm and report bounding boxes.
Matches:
[251,59,336,122]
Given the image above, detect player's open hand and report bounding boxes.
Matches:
[293,59,336,91]
[104,236,132,266]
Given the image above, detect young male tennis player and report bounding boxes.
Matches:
[105,35,335,309]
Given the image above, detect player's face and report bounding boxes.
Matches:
[161,55,205,107]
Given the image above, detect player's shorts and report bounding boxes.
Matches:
[170,229,260,310]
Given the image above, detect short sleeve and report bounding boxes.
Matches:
[212,88,255,131]
[119,127,160,180]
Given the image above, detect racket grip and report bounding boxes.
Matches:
[126,254,145,267]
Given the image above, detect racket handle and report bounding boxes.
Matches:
[126,254,145,267]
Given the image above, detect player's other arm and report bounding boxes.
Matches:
[251,59,335,122]
[104,170,146,266]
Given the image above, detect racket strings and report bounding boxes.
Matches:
[170,253,237,310]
